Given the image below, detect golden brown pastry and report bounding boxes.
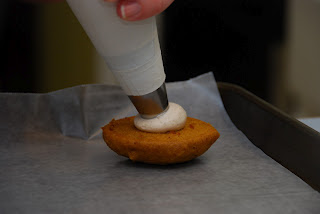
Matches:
[102,116,220,165]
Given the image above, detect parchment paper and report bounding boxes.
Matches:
[1,73,319,213]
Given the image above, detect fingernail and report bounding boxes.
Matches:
[120,1,141,20]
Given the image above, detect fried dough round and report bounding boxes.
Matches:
[102,116,220,165]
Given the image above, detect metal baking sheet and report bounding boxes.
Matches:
[218,83,320,192]
[1,73,319,213]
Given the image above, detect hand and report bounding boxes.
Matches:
[105,0,174,21]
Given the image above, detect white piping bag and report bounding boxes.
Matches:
[66,0,168,118]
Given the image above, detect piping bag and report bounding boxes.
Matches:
[66,0,168,119]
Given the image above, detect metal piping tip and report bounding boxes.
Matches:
[128,82,169,119]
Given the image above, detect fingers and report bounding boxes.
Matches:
[116,0,174,21]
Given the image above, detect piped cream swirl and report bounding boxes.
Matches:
[134,102,187,133]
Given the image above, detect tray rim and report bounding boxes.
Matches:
[217,82,320,137]
[217,82,320,192]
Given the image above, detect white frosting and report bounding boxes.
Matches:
[134,102,187,133]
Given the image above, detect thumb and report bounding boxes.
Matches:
[117,0,174,21]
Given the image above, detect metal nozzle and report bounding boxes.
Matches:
[129,83,169,119]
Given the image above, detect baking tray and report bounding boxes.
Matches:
[1,76,320,213]
[218,82,320,192]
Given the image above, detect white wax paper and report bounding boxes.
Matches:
[0,73,319,213]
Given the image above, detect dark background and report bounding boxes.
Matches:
[1,0,37,93]
[162,0,286,101]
